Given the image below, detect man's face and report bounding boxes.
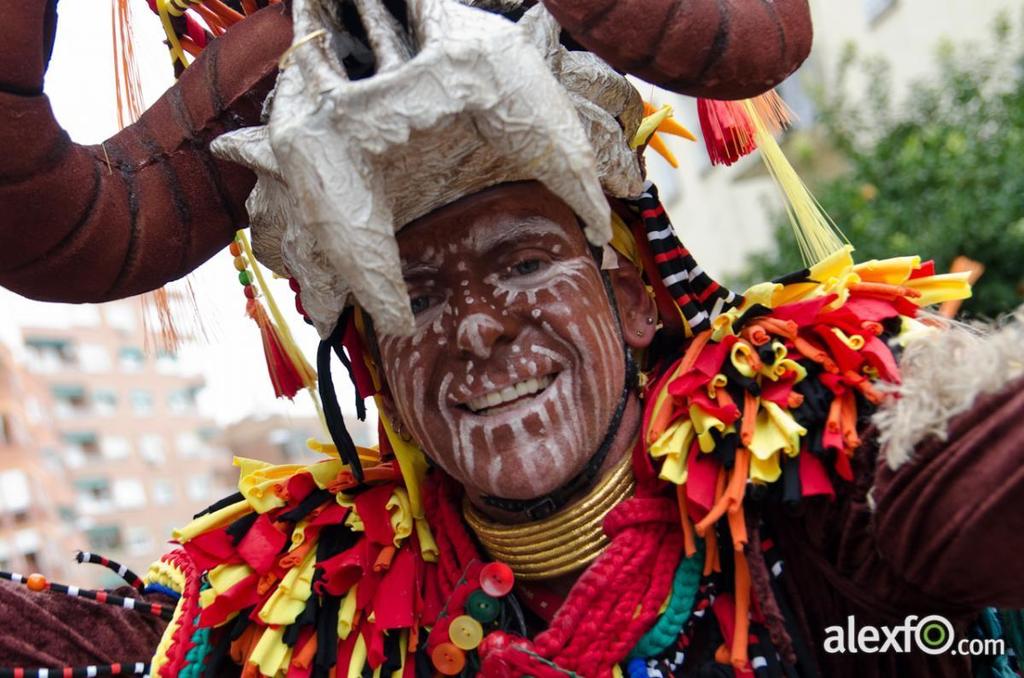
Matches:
[377,183,626,500]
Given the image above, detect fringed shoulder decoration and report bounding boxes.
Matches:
[151,449,442,677]
[644,246,972,556]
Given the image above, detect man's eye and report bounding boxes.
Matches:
[511,259,544,276]
[410,295,435,315]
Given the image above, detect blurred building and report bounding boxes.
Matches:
[654,0,1021,280]
[0,343,83,580]
[216,413,376,488]
[16,299,230,585]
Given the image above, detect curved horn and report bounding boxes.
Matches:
[540,0,813,100]
[0,2,292,303]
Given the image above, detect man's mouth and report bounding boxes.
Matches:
[463,374,556,415]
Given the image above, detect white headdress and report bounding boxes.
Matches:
[212,0,645,338]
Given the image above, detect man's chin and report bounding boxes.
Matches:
[469,447,592,501]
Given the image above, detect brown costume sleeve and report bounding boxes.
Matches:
[0,1,291,303]
[0,581,167,669]
[871,376,1024,609]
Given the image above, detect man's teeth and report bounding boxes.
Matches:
[467,375,554,412]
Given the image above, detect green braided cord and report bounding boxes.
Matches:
[977,608,1016,678]
[997,609,1024,669]
[180,584,214,678]
[629,540,704,659]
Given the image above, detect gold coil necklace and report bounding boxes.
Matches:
[462,451,635,580]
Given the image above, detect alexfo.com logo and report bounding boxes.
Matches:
[823,615,1004,656]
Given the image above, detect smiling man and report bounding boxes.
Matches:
[379,183,651,507]
[2,0,1024,677]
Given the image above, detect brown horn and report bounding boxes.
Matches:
[541,0,813,100]
[0,1,292,303]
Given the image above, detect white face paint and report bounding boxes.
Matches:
[378,185,626,500]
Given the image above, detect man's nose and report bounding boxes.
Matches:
[455,313,509,359]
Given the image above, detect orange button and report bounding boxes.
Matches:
[479,562,514,597]
[448,615,484,650]
[431,642,466,676]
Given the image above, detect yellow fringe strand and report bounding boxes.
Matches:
[742,97,848,267]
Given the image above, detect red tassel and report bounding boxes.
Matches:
[697,98,757,166]
[246,298,308,399]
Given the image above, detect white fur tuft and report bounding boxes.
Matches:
[874,306,1024,469]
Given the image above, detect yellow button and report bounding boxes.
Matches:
[448,614,484,650]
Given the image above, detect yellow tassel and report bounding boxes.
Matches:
[741,98,848,267]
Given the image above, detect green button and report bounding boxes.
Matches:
[466,589,501,623]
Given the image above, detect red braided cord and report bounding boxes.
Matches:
[422,476,465,597]
[424,469,683,677]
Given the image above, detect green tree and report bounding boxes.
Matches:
[743,14,1024,318]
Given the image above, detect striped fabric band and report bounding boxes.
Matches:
[630,181,743,333]
[0,662,148,678]
[75,552,145,593]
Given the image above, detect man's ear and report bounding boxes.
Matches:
[608,255,658,349]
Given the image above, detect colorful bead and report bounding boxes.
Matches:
[238,270,252,286]
[466,589,501,623]
[229,241,242,257]
[479,561,514,597]
[26,573,48,591]
[288,277,301,293]
[233,256,247,271]
[431,642,466,675]
[243,285,257,300]
[448,615,484,650]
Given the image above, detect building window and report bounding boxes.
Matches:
[100,435,131,460]
[167,388,198,415]
[51,384,89,418]
[864,0,896,24]
[119,347,146,372]
[174,432,199,458]
[0,412,14,446]
[62,431,100,467]
[112,479,147,510]
[187,474,212,501]
[130,389,154,416]
[152,479,176,506]
[78,344,111,373]
[85,525,123,551]
[125,527,154,557]
[0,470,31,515]
[92,389,118,416]
[75,477,113,514]
[14,530,41,568]
[23,397,44,425]
[105,304,137,334]
[139,434,166,466]
[24,337,76,372]
[155,351,178,375]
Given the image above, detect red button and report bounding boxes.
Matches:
[431,642,466,676]
[479,562,514,597]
